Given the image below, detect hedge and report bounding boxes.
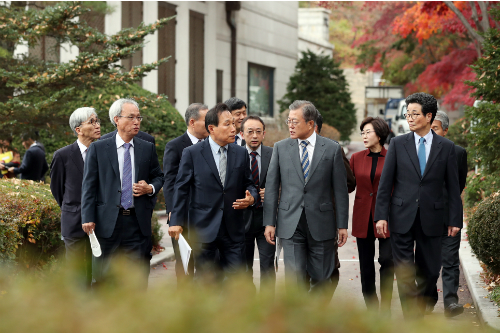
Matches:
[464,172,500,207]
[468,191,500,275]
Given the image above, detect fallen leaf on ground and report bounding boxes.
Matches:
[464,303,472,308]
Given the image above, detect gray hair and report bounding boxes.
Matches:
[185,103,208,125]
[289,100,318,125]
[434,110,449,131]
[109,98,140,127]
[69,107,98,135]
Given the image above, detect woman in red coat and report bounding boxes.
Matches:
[350,117,394,311]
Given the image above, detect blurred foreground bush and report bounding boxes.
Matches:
[0,258,489,333]
[468,191,500,275]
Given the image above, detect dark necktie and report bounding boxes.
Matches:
[121,143,133,209]
[197,139,202,143]
[300,140,310,181]
[250,151,261,208]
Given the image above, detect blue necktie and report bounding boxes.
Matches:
[121,143,133,209]
[234,135,238,145]
[300,140,310,181]
[418,137,426,177]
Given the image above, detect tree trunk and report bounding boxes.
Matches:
[477,1,491,33]
[444,1,485,46]
[469,2,481,32]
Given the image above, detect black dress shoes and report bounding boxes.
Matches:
[445,303,464,317]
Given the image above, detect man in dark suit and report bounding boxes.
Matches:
[224,97,247,146]
[240,116,275,288]
[264,100,349,298]
[101,130,155,145]
[50,107,101,287]
[163,103,208,280]
[9,133,48,181]
[168,103,258,281]
[81,98,163,288]
[423,111,468,317]
[374,93,463,319]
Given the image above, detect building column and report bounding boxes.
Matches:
[142,1,159,93]
[60,17,79,63]
[203,2,217,108]
[175,2,190,116]
[105,1,122,67]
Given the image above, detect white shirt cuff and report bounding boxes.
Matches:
[148,184,155,196]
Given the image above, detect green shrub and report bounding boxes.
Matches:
[464,172,500,207]
[447,116,469,150]
[151,212,164,249]
[468,191,500,275]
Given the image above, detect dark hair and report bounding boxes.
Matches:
[316,111,323,134]
[405,92,438,124]
[241,116,266,132]
[289,100,318,125]
[205,103,230,133]
[184,103,208,125]
[360,117,390,146]
[224,97,247,112]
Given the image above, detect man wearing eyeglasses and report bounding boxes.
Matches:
[374,93,462,319]
[50,107,101,289]
[81,98,164,288]
[263,100,349,298]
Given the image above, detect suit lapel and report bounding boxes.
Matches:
[403,132,422,178]
[259,146,272,187]
[69,141,84,175]
[134,138,142,182]
[182,132,193,149]
[200,140,223,188]
[288,139,305,184]
[422,132,442,179]
[307,136,326,183]
[106,135,120,179]
[225,144,236,184]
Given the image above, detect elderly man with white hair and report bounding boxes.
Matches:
[50,107,101,288]
[81,98,163,288]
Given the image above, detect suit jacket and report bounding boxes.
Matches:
[374,131,463,237]
[242,144,273,232]
[443,145,467,226]
[263,135,349,241]
[350,147,388,239]
[163,132,193,215]
[81,134,164,238]
[101,130,155,145]
[342,148,356,193]
[50,141,87,238]
[14,144,48,181]
[170,139,258,243]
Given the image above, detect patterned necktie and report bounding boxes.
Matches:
[234,135,238,144]
[121,143,133,209]
[83,148,87,164]
[300,140,310,181]
[219,146,227,187]
[197,139,202,143]
[418,137,426,177]
[250,151,261,208]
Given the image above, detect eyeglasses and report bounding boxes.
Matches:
[360,130,374,137]
[245,130,263,135]
[286,119,302,127]
[81,118,101,127]
[403,113,422,120]
[118,115,143,122]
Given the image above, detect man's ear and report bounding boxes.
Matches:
[208,124,215,134]
[189,118,195,128]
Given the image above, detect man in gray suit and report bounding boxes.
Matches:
[263,100,349,296]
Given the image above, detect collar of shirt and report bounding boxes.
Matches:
[297,131,317,147]
[246,144,262,157]
[76,139,88,155]
[116,133,134,149]
[414,129,433,148]
[29,142,37,148]
[208,136,228,155]
[186,130,202,145]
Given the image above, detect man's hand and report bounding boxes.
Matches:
[168,226,183,240]
[259,188,265,202]
[448,226,461,237]
[0,162,5,170]
[376,220,388,239]
[338,228,348,247]
[168,212,171,221]
[264,226,276,245]
[82,222,95,235]
[8,167,14,173]
[232,190,255,209]
[133,180,153,197]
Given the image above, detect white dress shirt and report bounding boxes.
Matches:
[76,139,88,163]
[208,136,228,173]
[298,131,317,164]
[186,130,203,145]
[414,129,433,162]
[235,133,244,146]
[246,144,262,178]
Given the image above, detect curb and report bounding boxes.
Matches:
[150,248,175,267]
[460,227,500,330]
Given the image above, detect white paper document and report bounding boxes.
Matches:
[89,230,102,257]
[178,234,192,275]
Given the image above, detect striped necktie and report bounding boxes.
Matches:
[219,146,227,187]
[250,151,261,208]
[300,140,310,181]
[121,143,133,209]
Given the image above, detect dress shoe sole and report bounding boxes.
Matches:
[445,306,464,317]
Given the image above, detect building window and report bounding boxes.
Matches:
[189,10,204,104]
[248,63,274,117]
[216,70,223,103]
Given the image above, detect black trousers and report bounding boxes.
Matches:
[391,209,442,319]
[63,235,92,289]
[356,218,394,309]
[244,208,276,288]
[282,210,337,298]
[92,213,150,289]
[192,217,245,282]
[171,226,195,282]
